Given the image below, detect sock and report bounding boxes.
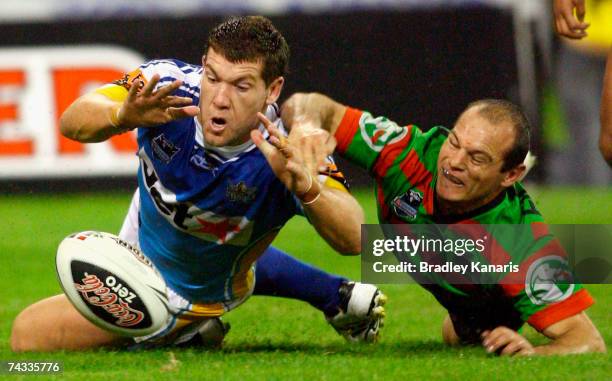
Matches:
[253,246,346,316]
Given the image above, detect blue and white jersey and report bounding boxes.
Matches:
[116,59,301,304]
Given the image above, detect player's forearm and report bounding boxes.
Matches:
[600,46,612,167]
[533,333,606,355]
[535,312,606,355]
[282,93,347,136]
[303,187,364,255]
[60,93,126,143]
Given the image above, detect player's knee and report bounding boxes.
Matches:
[10,307,36,352]
[599,138,612,167]
[442,315,460,346]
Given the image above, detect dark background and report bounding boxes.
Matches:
[1,8,518,190]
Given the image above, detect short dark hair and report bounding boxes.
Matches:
[465,99,531,172]
[206,16,289,85]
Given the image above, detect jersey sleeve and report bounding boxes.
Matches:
[93,59,191,102]
[334,107,416,181]
[500,225,594,331]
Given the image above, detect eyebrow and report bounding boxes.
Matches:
[204,64,257,83]
[442,127,494,161]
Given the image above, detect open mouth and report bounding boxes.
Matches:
[442,168,464,186]
[209,117,227,132]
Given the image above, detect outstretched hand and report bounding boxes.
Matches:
[287,115,337,175]
[116,74,200,129]
[553,0,589,40]
[251,112,320,201]
[481,327,535,356]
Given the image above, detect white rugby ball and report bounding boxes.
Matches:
[56,231,169,337]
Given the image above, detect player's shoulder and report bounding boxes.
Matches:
[418,125,447,154]
[139,58,202,84]
[507,183,544,223]
[464,182,543,225]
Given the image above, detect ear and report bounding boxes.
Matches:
[500,163,526,187]
[201,55,207,67]
[265,77,284,105]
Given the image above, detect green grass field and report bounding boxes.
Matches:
[0,186,610,380]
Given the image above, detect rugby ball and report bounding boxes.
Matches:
[56,231,169,337]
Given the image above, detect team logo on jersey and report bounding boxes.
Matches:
[139,150,254,245]
[226,181,257,204]
[152,134,180,164]
[113,68,147,91]
[190,152,213,171]
[392,189,422,220]
[525,255,575,305]
[359,113,409,152]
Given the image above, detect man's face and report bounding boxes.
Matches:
[435,106,517,212]
[199,48,283,147]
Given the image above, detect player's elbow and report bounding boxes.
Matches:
[598,133,612,168]
[588,331,607,353]
[328,225,362,255]
[555,317,606,354]
[59,107,84,142]
[338,241,362,256]
[575,331,608,354]
[339,215,365,256]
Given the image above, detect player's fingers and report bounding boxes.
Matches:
[481,327,508,352]
[575,0,586,22]
[257,111,274,129]
[155,80,183,99]
[485,334,511,354]
[561,8,589,33]
[325,135,337,155]
[303,141,319,175]
[279,142,296,159]
[257,112,284,141]
[266,134,292,157]
[126,78,141,102]
[499,340,523,356]
[142,74,160,96]
[557,17,586,39]
[285,160,311,194]
[163,96,194,108]
[251,129,279,160]
[516,346,535,357]
[166,105,200,120]
[310,139,329,173]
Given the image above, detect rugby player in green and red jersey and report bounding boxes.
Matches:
[253,94,606,356]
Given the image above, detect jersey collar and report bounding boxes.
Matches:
[194,105,278,160]
[432,188,508,224]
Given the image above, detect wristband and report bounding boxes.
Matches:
[109,104,132,133]
[109,104,122,127]
[299,172,321,205]
[301,191,321,206]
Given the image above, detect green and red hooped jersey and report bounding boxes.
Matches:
[335,107,593,331]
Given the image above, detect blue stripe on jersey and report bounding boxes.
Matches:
[141,59,201,76]
[157,77,200,98]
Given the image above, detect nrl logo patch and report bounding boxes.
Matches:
[392,189,422,220]
[152,134,180,164]
[226,181,257,203]
[525,255,575,305]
